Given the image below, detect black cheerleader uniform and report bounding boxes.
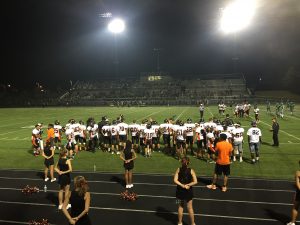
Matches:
[58,158,71,187]
[69,191,91,225]
[44,146,54,168]
[123,149,134,171]
[176,167,193,202]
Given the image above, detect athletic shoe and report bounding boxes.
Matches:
[58,204,62,210]
[44,177,49,182]
[206,184,217,190]
[287,222,295,225]
[233,156,236,162]
[67,204,71,209]
[239,157,243,162]
[222,186,227,192]
[129,184,134,188]
[51,178,56,182]
[126,185,130,188]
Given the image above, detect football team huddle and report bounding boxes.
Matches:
[31,113,262,164]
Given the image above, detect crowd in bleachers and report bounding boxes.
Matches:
[60,75,249,106]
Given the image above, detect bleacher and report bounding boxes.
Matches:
[59,73,250,106]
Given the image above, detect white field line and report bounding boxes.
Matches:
[0,169,294,182]
[0,199,295,223]
[206,107,214,117]
[0,187,292,206]
[174,108,189,121]
[0,177,294,193]
[254,117,300,141]
[136,108,168,122]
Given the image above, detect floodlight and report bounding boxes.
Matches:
[220,0,256,34]
[108,18,125,34]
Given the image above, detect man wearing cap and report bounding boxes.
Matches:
[247,121,262,164]
[207,133,233,192]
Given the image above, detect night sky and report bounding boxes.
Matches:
[1,0,300,88]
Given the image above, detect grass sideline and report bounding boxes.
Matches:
[0,106,299,180]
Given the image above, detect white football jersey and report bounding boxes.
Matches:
[184,123,195,137]
[129,123,140,137]
[247,127,262,143]
[232,127,244,142]
[151,125,160,138]
[160,123,172,135]
[117,122,128,136]
[144,128,155,140]
[174,126,187,141]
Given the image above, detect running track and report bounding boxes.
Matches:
[0,169,296,225]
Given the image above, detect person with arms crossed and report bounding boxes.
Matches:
[174,157,198,225]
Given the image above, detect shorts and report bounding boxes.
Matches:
[111,136,118,145]
[163,134,170,145]
[152,137,159,145]
[176,140,186,149]
[119,135,127,142]
[296,190,300,201]
[196,140,204,149]
[186,136,193,146]
[58,173,71,187]
[131,136,139,144]
[215,163,230,176]
[145,139,152,147]
[44,158,54,168]
[54,137,61,143]
[124,161,134,171]
[103,136,110,145]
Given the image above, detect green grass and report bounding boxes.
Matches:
[0,105,299,180]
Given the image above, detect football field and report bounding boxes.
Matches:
[0,105,299,180]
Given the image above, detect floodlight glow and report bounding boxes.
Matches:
[220,0,256,34]
[108,18,125,34]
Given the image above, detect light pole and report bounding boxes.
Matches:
[108,18,125,78]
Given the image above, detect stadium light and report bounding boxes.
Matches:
[220,0,257,34]
[108,18,125,34]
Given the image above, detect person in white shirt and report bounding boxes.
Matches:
[247,121,262,164]
[254,105,260,123]
[143,123,155,157]
[101,121,111,152]
[151,121,161,151]
[160,119,172,154]
[128,120,140,151]
[86,122,98,152]
[184,119,196,156]
[117,119,129,150]
[232,122,244,162]
[174,121,187,159]
[110,120,120,154]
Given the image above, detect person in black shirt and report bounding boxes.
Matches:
[286,161,300,225]
[174,157,198,225]
[55,149,72,210]
[120,140,137,189]
[42,141,56,182]
[270,117,279,146]
[62,176,91,225]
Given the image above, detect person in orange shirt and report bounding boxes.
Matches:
[206,133,233,192]
[46,124,55,147]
